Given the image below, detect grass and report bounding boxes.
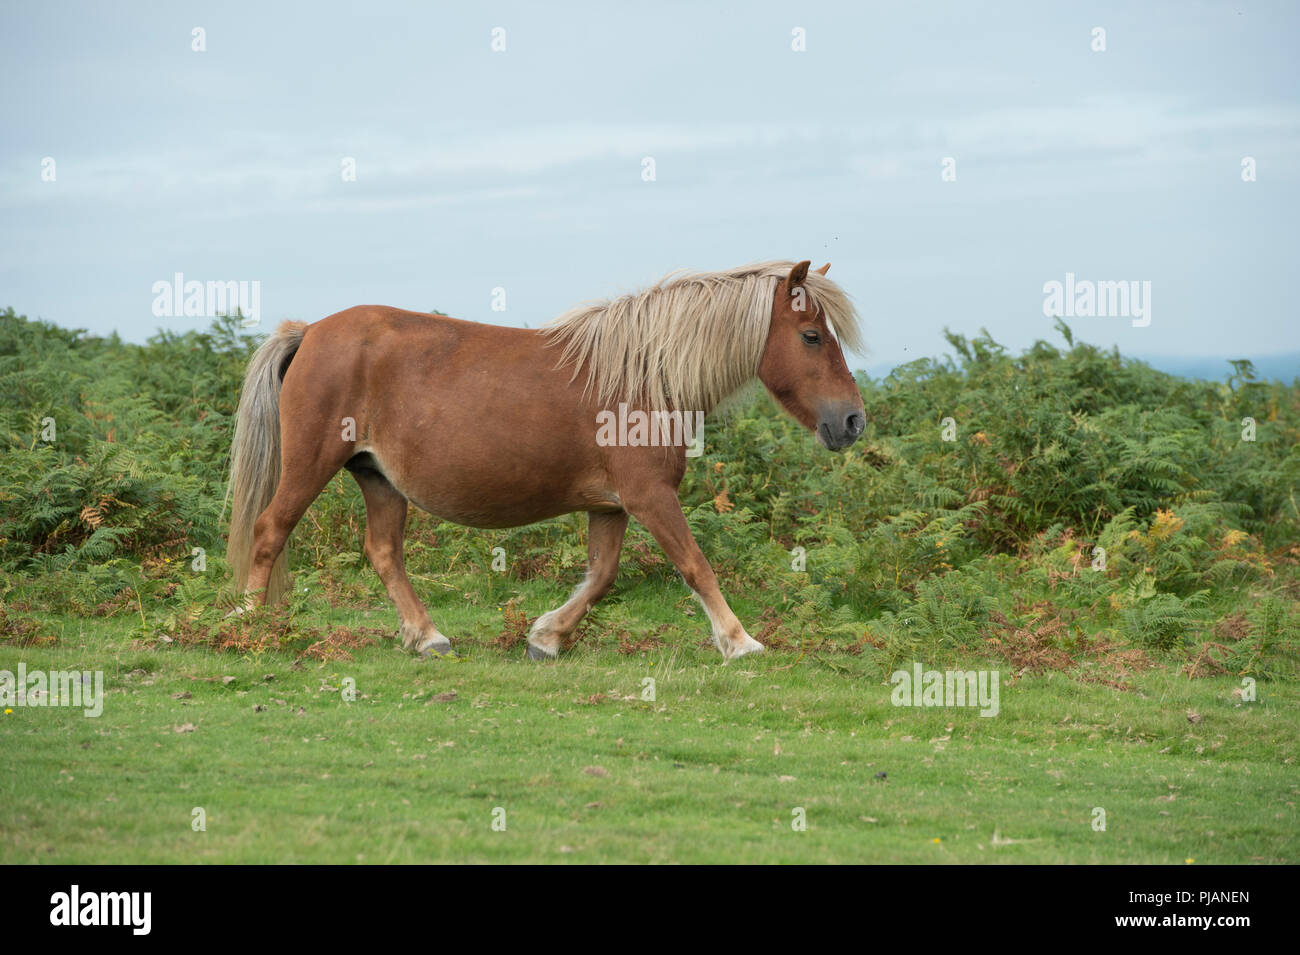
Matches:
[3,582,1296,864]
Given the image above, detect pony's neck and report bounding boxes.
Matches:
[650,298,771,414]
[545,268,782,415]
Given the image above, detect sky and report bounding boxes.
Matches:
[2,1,1297,376]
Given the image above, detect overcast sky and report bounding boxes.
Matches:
[2,1,1297,372]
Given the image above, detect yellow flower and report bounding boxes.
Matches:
[931,837,941,844]
[3,708,11,715]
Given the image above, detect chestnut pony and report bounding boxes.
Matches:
[227,260,865,661]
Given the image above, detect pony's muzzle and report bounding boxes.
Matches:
[817,407,865,451]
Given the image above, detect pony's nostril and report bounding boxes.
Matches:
[846,412,865,436]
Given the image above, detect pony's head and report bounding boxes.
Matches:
[758,261,866,451]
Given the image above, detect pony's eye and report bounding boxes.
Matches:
[801,330,821,345]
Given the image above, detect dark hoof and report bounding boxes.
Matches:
[526,643,557,662]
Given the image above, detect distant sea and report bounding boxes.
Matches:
[861,352,1299,384]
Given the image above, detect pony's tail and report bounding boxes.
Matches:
[226,320,308,605]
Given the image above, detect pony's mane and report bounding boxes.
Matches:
[542,260,863,412]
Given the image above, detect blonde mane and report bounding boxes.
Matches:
[542,261,863,412]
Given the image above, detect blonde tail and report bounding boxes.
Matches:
[225,321,308,604]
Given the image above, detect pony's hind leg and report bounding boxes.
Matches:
[244,451,343,607]
[526,510,629,660]
[351,464,454,657]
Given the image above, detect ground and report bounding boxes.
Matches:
[3,582,1295,864]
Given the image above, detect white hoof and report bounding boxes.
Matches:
[722,632,765,662]
[526,610,563,661]
[402,623,453,656]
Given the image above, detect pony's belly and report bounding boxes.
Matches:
[380,462,619,529]
[405,492,574,529]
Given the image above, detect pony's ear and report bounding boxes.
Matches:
[788,260,811,290]
[815,262,830,276]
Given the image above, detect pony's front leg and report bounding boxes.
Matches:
[526,510,629,660]
[623,487,764,661]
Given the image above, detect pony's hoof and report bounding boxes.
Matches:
[415,633,455,658]
[526,642,557,662]
[724,634,765,662]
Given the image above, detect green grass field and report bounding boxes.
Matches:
[3,579,1295,864]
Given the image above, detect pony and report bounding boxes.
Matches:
[226,260,865,660]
